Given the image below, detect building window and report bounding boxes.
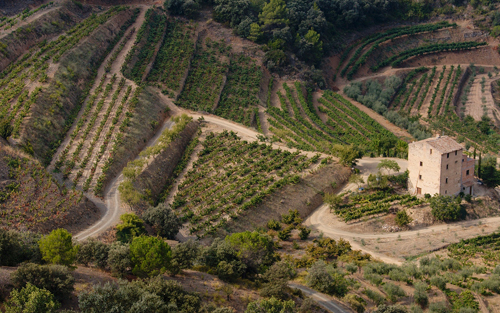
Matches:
[420,161,423,166]
[466,170,470,176]
[419,175,422,180]
[447,153,449,158]
[446,164,449,170]
[462,159,464,162]
[445,190,447,194]
[455,151,457,156]
[446,178,448,184]
[430,149,432,154]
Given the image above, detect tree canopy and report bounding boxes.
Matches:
[38,229,77,266]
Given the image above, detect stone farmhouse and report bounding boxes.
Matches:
[408,136,475,196]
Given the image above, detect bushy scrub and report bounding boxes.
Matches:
[344,76,402,115]
[306,260,348,297]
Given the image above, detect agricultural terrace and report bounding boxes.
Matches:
[119,114,193,205]
[0,2,54,32]
[0,6,129,144]
[333,190,423,223]
[121,8,166,84]
[345,65,500,154]
[214,55,263,128]
[448,232,500,266]
[0,147,87,232]
[266,83,400,154]
[170,131,321,238]
[338,20,486,80]
[147,20,196,96]
[176,38,230,112]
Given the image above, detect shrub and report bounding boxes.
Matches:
[281,209,300,225]
[429,302,450,313]
[363,288,385,305]
[226,231,276,274]
[129,236,172,277]
[430,276,447,291]
[201,238,246,282]
[306,237,351,260]
[389,268,409,283]
[260,261,296,300]
[344,294,366,313]
[306,260,348,297]
[11,263,75,300]
[170,239,200,274]
[245,297,295,313]
[116,213,146,243]
[0,229,23,266]
[299,227,311,240]
[383,283,406,302]
[4,283,60,313]
[374,304,409,313]
[107,241,131,277]
[429,195,465,222]
[38,229,77,266]
[142,203,182,239]
[346,263,358,274]
[267,219,282,231]
[277,227,292,241]
[76,239,109,269]
[413,282,429,307]
[395,210,413,227]
[364,273,383,286]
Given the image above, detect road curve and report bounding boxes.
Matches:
[289,283,352,313]
[75,120,175,242]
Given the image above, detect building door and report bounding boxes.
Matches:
[417,187,422,195]
[469,186,472,195]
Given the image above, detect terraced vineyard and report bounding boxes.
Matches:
[176,38,230,111]
[214,55,263,127]
[170,130,321,238]
[267,84,399,153]
[147,20,196,95]
[448,232,500,265]
[0,2,54,32]
[0,6,132,160]
[122,8,167,84]
[334,190,423,222]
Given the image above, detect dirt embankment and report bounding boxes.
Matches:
[22,8,134,165]
[98,87,170,196]
[0,1,92,72]
[132,120,199,210]
[216,163,351,237]
[0,0,45,16]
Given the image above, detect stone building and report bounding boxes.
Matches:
[408,136,475,196]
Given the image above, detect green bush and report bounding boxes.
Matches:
[299,227,311,240]
[413,282,429,307]
[201,238,246,282]
[395,210,413,227]
[281,209,300,225]
[260,261,296,300]
[76,239,109,269]
[383,283,406,302]
[429,302,450,313]
[306,260,348,297]
[170,239,200,275]
[429,195,465,222]
[363,288,385,305]
[38,229,77,266]
[142,203,182,239]
[107,241,131,277]
[346,263,358,274]
[364,273,383,286]
[226,231,276,275]
[11,263,74,301]
[129,236,171,277]
[267,219,282,231]
[344,294,366,313]
[430,276,447,291]
[245,296,295,313]
[374,304,409,313]
[5,283,60,313]
[116,213,146,243]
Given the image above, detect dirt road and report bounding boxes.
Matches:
[289,283,352,313]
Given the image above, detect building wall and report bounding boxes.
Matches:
[461,156,475,194]
[408,142,442,195]
[439,150,462,195]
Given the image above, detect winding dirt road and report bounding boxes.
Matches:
[289,283,352,313]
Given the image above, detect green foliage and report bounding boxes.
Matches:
[281,209,300,225]
[4,283,60,313]
[267,219,282,231]
[299,227,311,240]
[324,193,343,212]
[383,283,406,302]
[258,0,288,26]
[201,238,246,282]
[226,231,276,274]
[413,282,429,307]
[11,263,74,300]
[170,239,200,274]
[429,195,465,222]
[377,160,401,174]
[107,241,131,277]
[306,260,348,297]
[116,213,146,243]
[76,239,109,269]
[78,276,201,313]
[363,288,385,305]
[245,296,295,313]
[38,229,77,266]
[306,237,351,260]
[479,157,500,188]
[395,210,413,227]
[129,236,172,277]
[430,276,447,290]
[260,261,296,299]
[142,203,182,239]
[0,118,13,139]
[429,302,450,313]
[336,145,364,167]
[374,304,409,313]
[165,0,200,18]
[344,294,366,313]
